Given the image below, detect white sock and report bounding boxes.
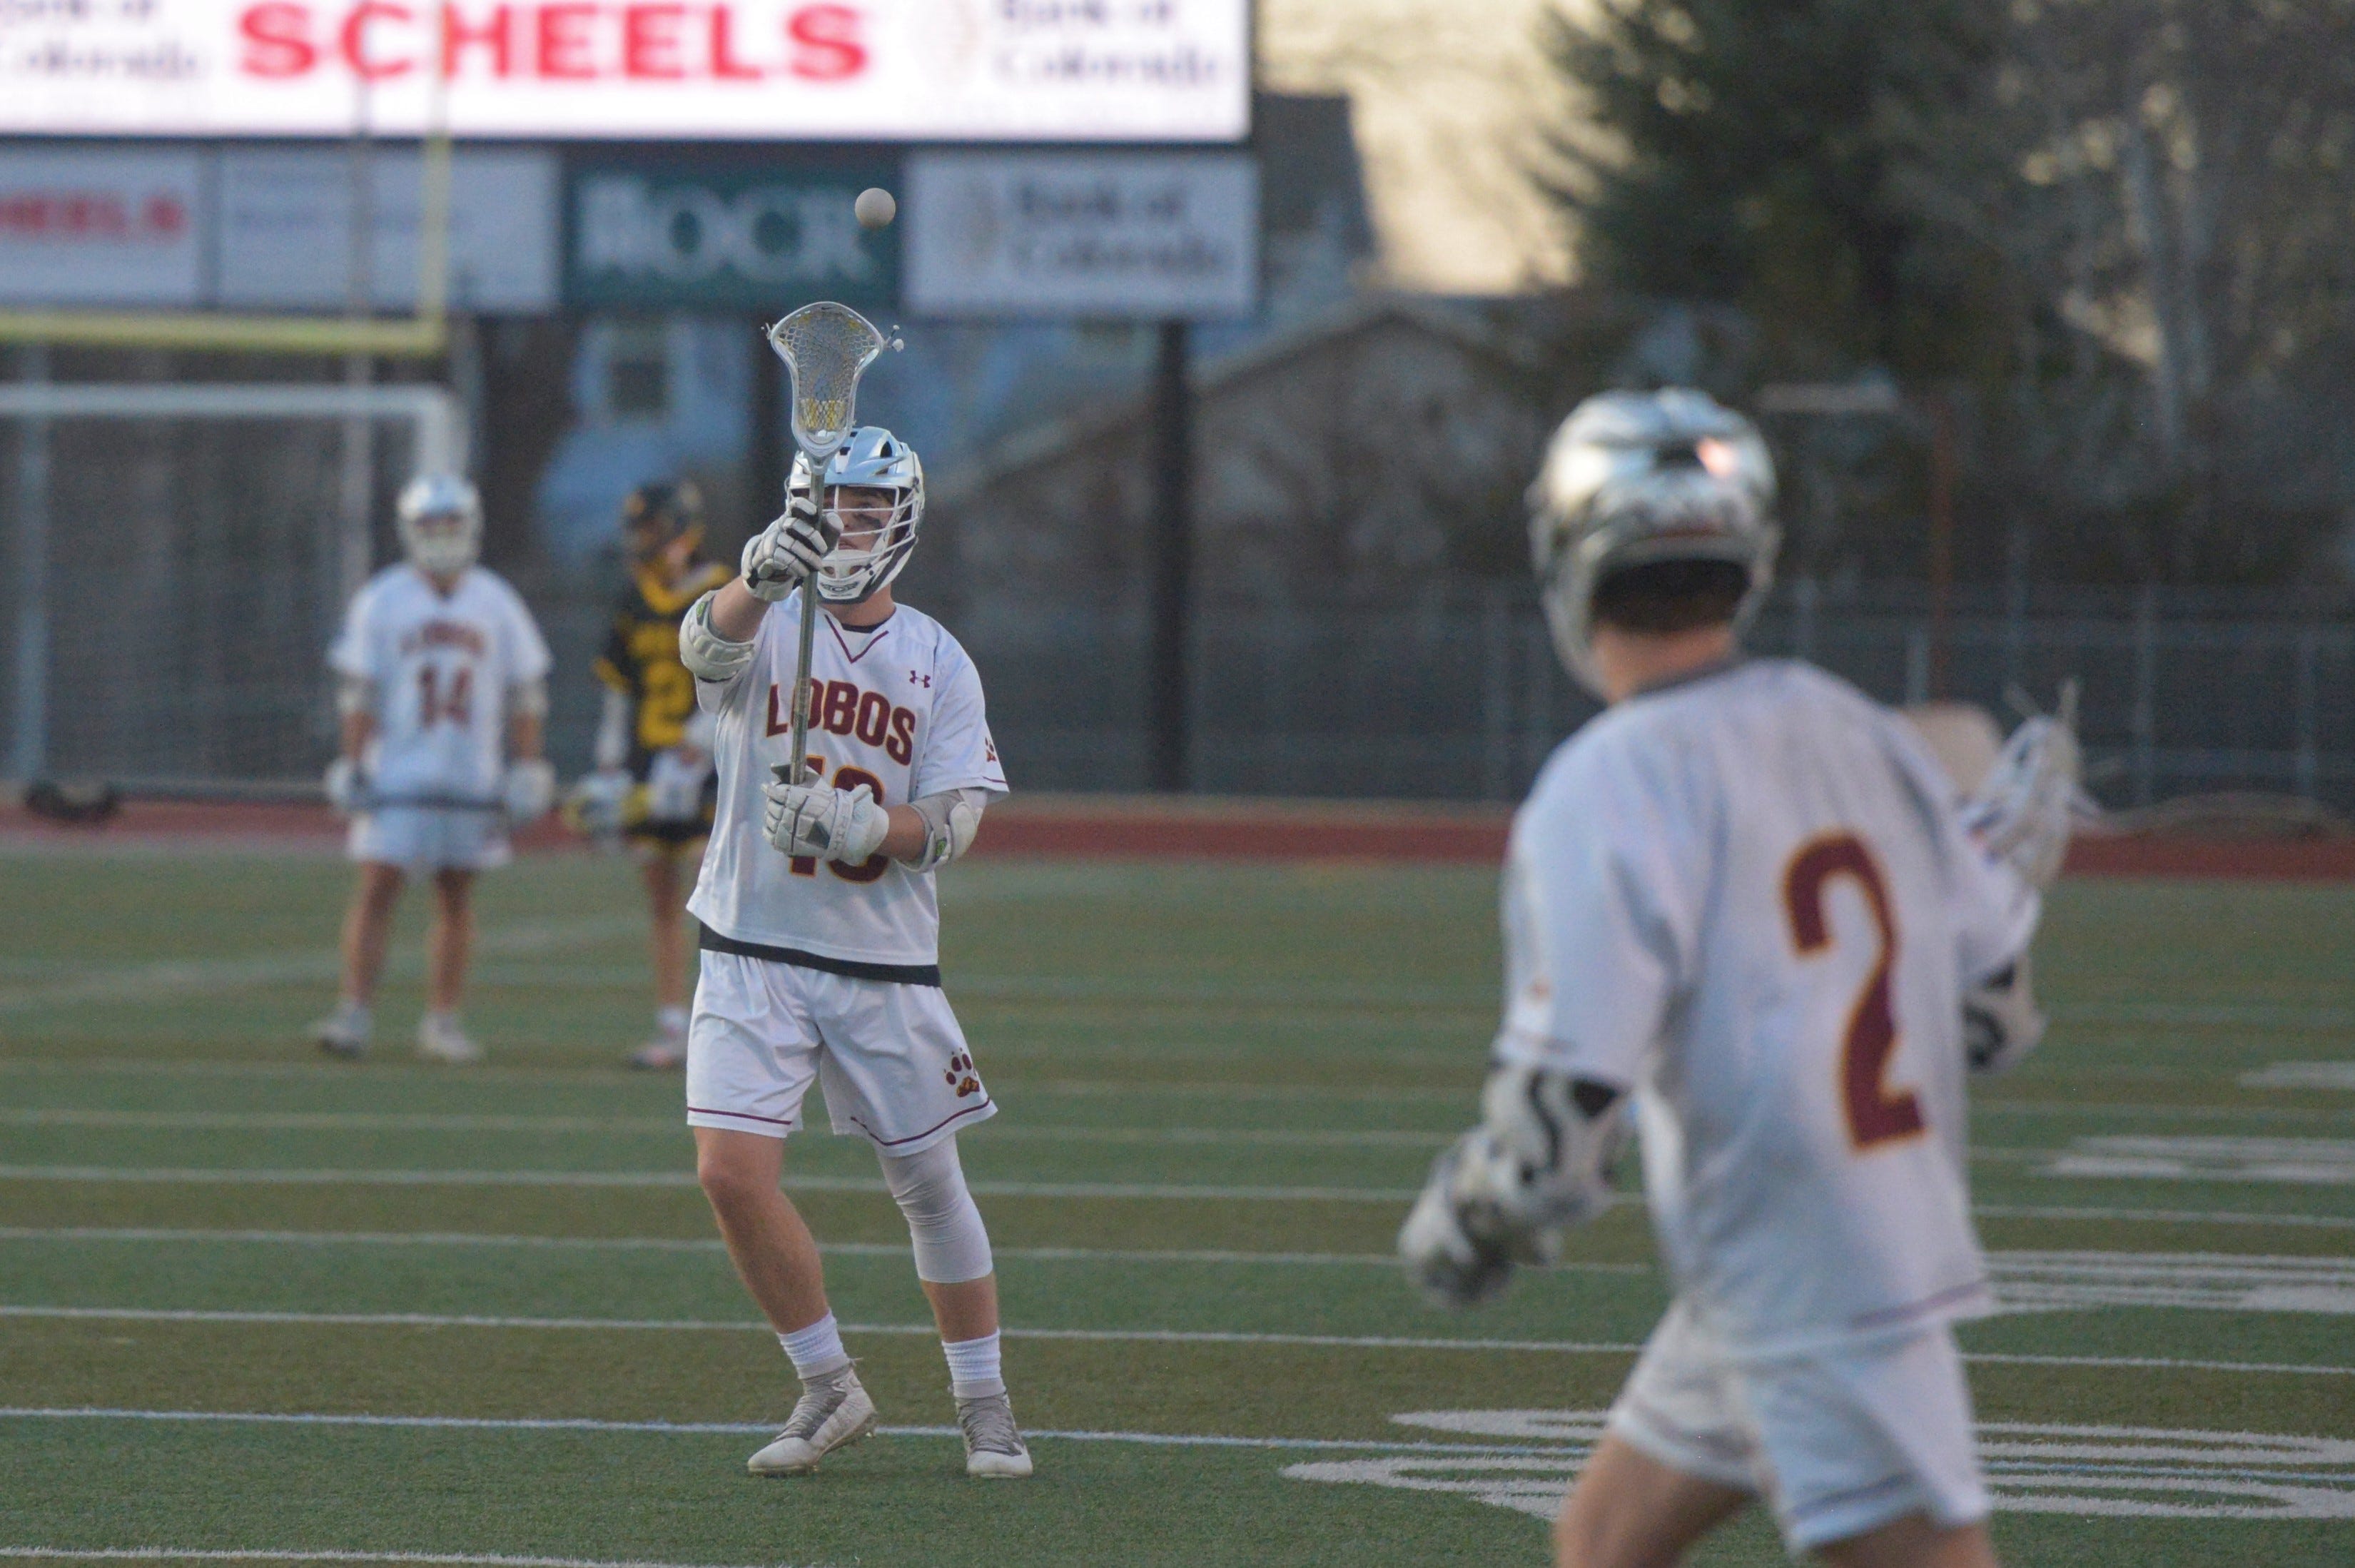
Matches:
[421,1008,459,1033]
[942,1331,1005,1400]
[778,1313,851,1382]
[656,1004,688,1039]
[335,1000,373,1033]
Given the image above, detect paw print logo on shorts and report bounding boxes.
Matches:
[944,1051,982,1099]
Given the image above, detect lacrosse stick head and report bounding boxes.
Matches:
[766,303,888,464]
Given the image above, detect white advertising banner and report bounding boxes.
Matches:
[0,147,206,306]
[904,150,1258,319]
[216,147,559,311]
[0,0,1250,142]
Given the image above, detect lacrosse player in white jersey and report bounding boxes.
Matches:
[310,474,555,1064]
[1400,390,2080,1568]
[673,425,1028,1480]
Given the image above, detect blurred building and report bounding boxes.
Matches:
[1261,0,1579,292]
[530,92,1377,565]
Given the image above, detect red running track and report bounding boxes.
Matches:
[3,796,2353,879]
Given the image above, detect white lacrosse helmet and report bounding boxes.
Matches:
[396,472,484,579]
[787,425,925,605]
[1526,388,1779,694]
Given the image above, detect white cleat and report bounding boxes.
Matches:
[746,1372,878,1476]
[415,1013,482,1064]
[628,1033,686,1071]
[309,1003,371,1060]
[956,1391,1033,1479]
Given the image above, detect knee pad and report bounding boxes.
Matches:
[878,1138,994,1285]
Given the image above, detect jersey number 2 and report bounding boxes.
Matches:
[1783,832,1925,1151]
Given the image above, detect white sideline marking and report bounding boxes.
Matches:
[0,1166,1419,1203]
[1285,1408,2355,1522]
[1989,1250,2355,1315]
[9,1305,2355,1375]
[0,919,637,1016]
[2241,1062,2355,1092]
[0,1108,1453,1150]
[0,1227,1599,1273]
[0,1544,810,1554]
[27,1228,2355,1310]
[2047,1136,2355,1186]
[0,1406,1559,1456]
[1974,1203,2355,1230]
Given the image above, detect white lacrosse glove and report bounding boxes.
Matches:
[1962,955,2047,1075]
[323,757,365,817]
[741,492,839,603]
[1399,1063,1628,1309]
[762,766,890,864]
[1962,684,2085,890]
[504,759,557,823]
[646,746,712,825]
[566,767,633,839]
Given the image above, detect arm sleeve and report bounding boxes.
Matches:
[692,598,770,715]
[327,582,375,681]
[911,645,1010,799]
[1492,744,1701,1090]
[503,586,553,687]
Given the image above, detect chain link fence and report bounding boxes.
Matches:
[3,408,2349,809]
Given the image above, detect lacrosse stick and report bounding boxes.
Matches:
[765,302,888,784]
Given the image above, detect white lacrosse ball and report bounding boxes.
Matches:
[854,188,896,230]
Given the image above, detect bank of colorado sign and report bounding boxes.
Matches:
[0,0,1248,141]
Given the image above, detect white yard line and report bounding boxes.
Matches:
[2241,1062,2355,1092]
[0,1108,1452,1149]
[0,1406,1556,1457]
[9,1165,2349,1231]
[9,1305,2354,1376]
[0,1058,1469,1103]
[0,1166,1420,1202]
[0,1227,1576,1271]
[2045,1135,2355,1185]
[0,1544,814,1554]
[0,919,639,1016]
[1974,1203,2355,1229]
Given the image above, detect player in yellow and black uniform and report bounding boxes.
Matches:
[571,481,734,1068]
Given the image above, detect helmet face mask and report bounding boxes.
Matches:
[1527,390,1779,696]
[787,425,924,605]
[396,472,483,580]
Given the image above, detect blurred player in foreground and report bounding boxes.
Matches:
[674,426,1026,1479]
[1400,391,2080,1567]
[311,475,554,1063]
[572,481,733,1069]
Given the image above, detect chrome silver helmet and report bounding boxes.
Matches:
[1527,388,1778,694]
[395,472,483,579]
[787,425,926,605]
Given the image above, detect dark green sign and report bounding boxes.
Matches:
[566,156,898,312]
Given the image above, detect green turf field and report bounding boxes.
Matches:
[1,845,2351,1567]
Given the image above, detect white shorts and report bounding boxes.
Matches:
[685,949,996,1155]
[349,807,510,871]
[1606,1300,1989,1554]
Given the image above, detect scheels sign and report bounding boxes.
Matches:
[235,1,866,85]
[0,0,1250,141]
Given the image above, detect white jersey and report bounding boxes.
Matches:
[1499,659,2035,1357]
[688,591,1008,973]
[329,565,551,804]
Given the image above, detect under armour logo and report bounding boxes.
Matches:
[908,670,931,688]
